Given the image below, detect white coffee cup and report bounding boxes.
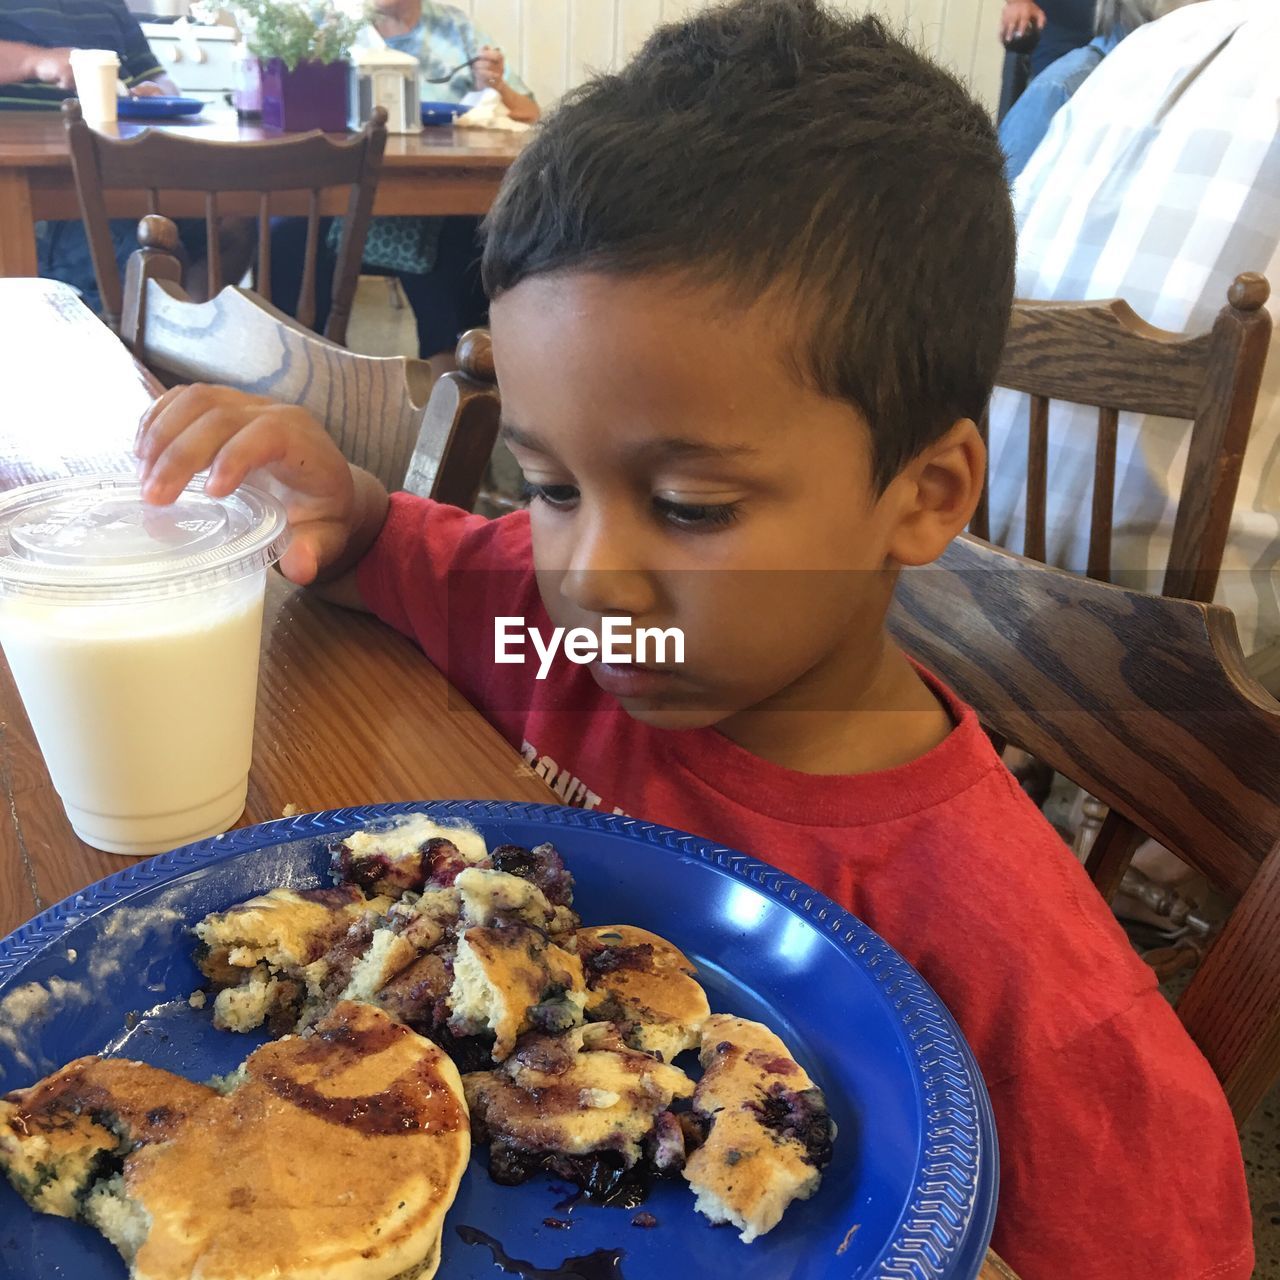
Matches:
[69,48,121,127]
[0,477,290,856]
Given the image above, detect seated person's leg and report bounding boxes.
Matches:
[171,218,258,302]
[395,216,488,362]
[267,216,336,333]
[37,218,142,316]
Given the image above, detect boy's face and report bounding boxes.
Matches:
[491,271,974,734]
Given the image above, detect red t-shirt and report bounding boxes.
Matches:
[358,494,1253,1280]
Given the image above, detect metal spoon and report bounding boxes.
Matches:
[423,57,481,85]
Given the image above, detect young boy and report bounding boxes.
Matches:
[134,1,1253,1275]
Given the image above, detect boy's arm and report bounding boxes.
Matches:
[306,465,391,611]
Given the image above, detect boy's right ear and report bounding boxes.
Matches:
[883,418,986,568]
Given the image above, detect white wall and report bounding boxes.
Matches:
[457,0,1006,114]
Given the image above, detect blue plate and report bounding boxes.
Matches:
[0,801,997,1279]
[421,100,465,126]
[115,96,204,120]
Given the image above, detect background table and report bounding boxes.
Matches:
[0,279,1015,1280]
[0,112,526,276]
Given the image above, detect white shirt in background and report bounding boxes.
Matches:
[987,0,1280,653]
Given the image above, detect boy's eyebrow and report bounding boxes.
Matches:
[499,422,550,452]
[500,422,759,461]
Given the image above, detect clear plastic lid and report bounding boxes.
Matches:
[0,475,290,602]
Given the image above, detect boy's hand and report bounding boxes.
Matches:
[1000,0,1045,41]
[135,384,357,586]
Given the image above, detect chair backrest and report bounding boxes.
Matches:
[122,214,498,504]
[974,274,1272,603]
[889,534,1280,1120]
[62,100,387,345]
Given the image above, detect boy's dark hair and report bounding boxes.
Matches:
[482,0,1015,490]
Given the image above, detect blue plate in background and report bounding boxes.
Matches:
[115,96,205,120]
[0,801,997,1279]
[421,100,466,126]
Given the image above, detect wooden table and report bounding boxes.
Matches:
[0,111,526,277]
[0,279,1015,1280]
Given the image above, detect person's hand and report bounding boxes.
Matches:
[28,46,75,90]
[1000,0,1045,41]
[130,80,166,97]
[135,385,357,586]
[473,44,505,91]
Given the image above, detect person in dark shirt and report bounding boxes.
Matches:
[0,0,175,109]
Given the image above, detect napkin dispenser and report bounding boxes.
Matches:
[349,47,419,134]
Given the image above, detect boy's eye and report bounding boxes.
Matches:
[522,482,580,509]
[652,495,743,531]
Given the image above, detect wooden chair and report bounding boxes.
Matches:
[122,214,499,505]
[890,534,1280,1122]
[975,273,1272,604]
[62,100,388,345]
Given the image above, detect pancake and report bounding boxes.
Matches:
[682,1014,836,1243]
[0,1058,215,1219]
[449,925,587,1061]
[194,886,392,1034]
[463,1023,695,1201]
[456,867,577,935]
[4,1002,471,1280]
[332,816,490,897]
[575,924,711,1062]
[195,886,384,976]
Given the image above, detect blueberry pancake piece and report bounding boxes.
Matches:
[449,925,588,1061]
[456,867,578,936]
[5,1003,472,1280]
[0,1058,214,1220]
[575,924,711,1062]
[464,1023,695,1202]
[682,1014,836,1243]
[117,1002,470,1280]
[194,886,392,1033]
[194,885,384,980]
[332,815,489,896]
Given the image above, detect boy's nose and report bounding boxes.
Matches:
[558,516,658,618]
[559,564,656,619]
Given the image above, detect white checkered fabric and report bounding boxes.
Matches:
[986,0,1280,650]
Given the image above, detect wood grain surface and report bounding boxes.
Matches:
[891,532,1280,1121]
[129,275,432,494]
[0,112,525,275]
[990,276,1271,606]
[0,281,1019,1279]
[0,279,550,938]
[63,100,389,340]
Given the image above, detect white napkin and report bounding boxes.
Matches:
[455,88,531,133]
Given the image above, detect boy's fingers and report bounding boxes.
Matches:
[204,410,330,500]
[135,384,191,456]
[137,385,270,468]
[144,404,284,504]
[137,384,237,470]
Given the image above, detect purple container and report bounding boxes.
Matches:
[260,57,349,133]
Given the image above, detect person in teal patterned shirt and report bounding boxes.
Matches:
[272,1,539,365]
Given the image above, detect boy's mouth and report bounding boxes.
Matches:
[589,662,683,700]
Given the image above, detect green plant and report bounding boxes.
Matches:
[235,0,369,71]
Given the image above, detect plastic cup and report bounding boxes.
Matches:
[0,476,289,856]
[69,48,121,127]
